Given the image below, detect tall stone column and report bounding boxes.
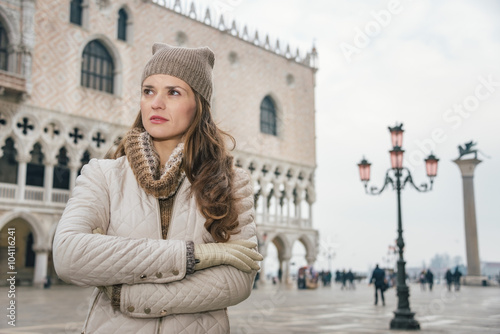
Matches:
[32,245,49,288]
[453,158,485,285]
[280,257,291,286]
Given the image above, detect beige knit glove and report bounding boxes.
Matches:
[194,240,263,273]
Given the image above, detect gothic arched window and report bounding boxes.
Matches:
[70,0,83,26]
[260,96,277,136]
[0,138,18,184]
[78,150,91,176]
[81,40,114,93]
[26,143,45,187]
[53,147,70,190]
[117,9,128,41]
[0,21,8,71]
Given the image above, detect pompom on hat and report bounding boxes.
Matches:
[141,43,215,104]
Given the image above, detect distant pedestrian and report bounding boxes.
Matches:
[326,271,332,286]
[43,275,52,289]
[426,269,434,291]
[253,271,260,289]
[453,267,462,291]
[445,269,453,291]
[335,270,341,283]
[419,270,427,291]
[370,264,386,306]
[341,269,347,290]
[347,270,355,290]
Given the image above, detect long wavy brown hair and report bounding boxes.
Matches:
[111,91,239,242]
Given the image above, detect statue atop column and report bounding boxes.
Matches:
[457,141,490,160]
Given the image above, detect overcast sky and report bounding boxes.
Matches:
[207,0,500,274]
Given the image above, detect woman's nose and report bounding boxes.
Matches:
[151,94,165,109]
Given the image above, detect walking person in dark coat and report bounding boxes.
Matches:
[341,269,347,290]
[453,266,462,291]
[445,268,453,291]
[347,270,355,290]
[426,269,434,291]
[419,270,427,291]
[370,264,386,306]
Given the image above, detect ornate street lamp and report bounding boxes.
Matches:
[357,157,371,185]
[357,123,439,330]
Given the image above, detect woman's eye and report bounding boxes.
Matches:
[143,89,153,95]
[170,89,180,96]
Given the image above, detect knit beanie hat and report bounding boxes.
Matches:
[141,43,215,104]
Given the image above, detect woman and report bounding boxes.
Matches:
[53,43,262,334]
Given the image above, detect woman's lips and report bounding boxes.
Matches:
[150,115,168,124]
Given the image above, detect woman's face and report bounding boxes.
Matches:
[140,74,197,147]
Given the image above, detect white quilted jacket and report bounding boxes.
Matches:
[53,157,257,334]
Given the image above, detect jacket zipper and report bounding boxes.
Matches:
[81,289,102,334]
[157,317,163,334]
[164,178,185,239]
[155,179,185,333]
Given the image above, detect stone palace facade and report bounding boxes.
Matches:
[0,0,319,287]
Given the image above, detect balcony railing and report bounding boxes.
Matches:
[0,182,70,208]
[256,213,311,228]
[52,189,70,203]
[24,185,44,201]
[0,70,26,95]
[0,183,17,199]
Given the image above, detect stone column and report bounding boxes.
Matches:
[295,188,303,220]
[32,245,49,288]
[273,182,281,224]
[453,158,486,285]
[69,163,80,192]
[43,162,55,203]
[261,189,269,225]
[281,257,291,286]
[16,157,29,201]
[285,185,293,225]
[258,242,267,285]
[21,0,35,93]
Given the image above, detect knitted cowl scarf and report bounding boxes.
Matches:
[123,128,186,199]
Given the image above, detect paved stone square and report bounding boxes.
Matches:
[0,281,499,333]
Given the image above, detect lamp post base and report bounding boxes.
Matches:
[390,310,420,330]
